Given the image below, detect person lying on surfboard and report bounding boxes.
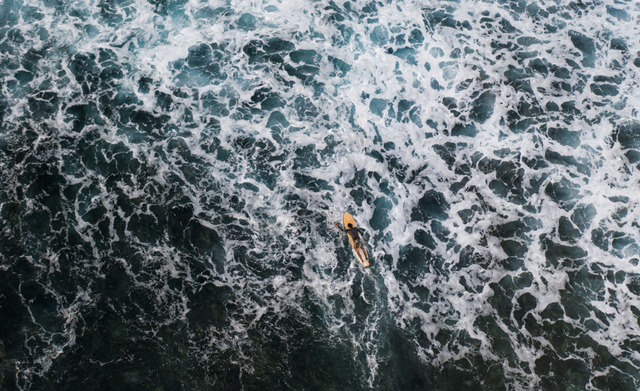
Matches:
[335,222,370,267]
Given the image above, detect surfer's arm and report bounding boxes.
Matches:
[334,223,346,232]
[358,228,370,241]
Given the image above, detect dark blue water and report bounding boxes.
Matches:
[2,0,640,389]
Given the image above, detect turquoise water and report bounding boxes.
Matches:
[1,0,640,389]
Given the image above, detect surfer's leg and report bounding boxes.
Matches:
[356,248,367,267]
[354,248,363,266]
[356,242,369,265]
[358,253,366,267]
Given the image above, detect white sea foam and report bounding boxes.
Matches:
[2,0,640,388]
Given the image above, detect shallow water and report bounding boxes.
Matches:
[1,0,640,389]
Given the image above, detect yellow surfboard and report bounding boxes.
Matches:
[342,213,369,267]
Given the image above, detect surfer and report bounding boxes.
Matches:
[335,221,370,267]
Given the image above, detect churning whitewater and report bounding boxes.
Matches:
[1,0,640,389]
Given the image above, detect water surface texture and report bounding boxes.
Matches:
[1,0,640,389]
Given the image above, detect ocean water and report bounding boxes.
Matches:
[1,0,640,389]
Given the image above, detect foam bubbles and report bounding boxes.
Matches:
[2,0,640,389]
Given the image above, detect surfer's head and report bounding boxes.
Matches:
[347,223,353,228]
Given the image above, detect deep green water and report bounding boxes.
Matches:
[1,0,640,389]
